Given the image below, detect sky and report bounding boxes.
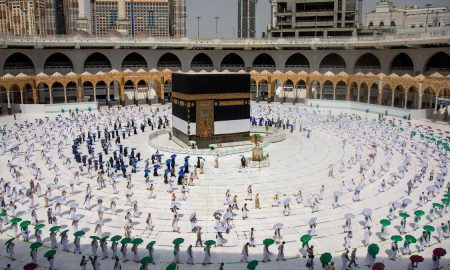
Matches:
[186,0,450,38]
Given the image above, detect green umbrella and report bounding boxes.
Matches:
[146,241,156,250]
[204,240,216,247]
[59,230,69,236]
[120,238,132,245]
[90,236,100,241]
[49,226,60,232]
[442,198,450,204]
[0,213,6,217]
[172,238,184,245]
[368,243,380,256]
[399,213,410,219]
[111,235,122,242]
[247,260,259,270]
[132,238,144,245]
[44,249,56,258]
[320,252,332,265]
[424,225,435,232]
[30,242,42,249]
[5,238,14,246]
[100,236,109,242]
[263,238,275,246]
[140,256,153,265]
[74,231,85,237]
[166,263,177,270]
[414,210,425,217]
[20,221,31,228]
[380,219,391,226]
[391,235,403,242]
[444,193,450,199]
[433,203,444,209]
[34,224,45,231]
[300,234,312,244]
[10,217,22,224]
[405,235,417,244]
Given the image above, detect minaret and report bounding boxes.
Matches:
[116,0,129,35]
[76,0,90,33]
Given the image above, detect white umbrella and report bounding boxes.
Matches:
[214,210,224,216]
[308,217,317,225]
[334,191,343,197]
[56,197,65,204]
[190,212,197,220]
[173,202,181,208]
[345,213,355,220]
[392,202,401,208]
[96,196,104,200]
[215,226,225,233]
[362,208,372,217]
[283,198,292,205]
[223,212,232,220]
[355,184,364,191]
[273,223,284,230]
[46,183,55,188]
[402,198,412,205]
[427,186,436,192]
[69,203,79,208]
[110,197,119,202]
[72,215,82,221]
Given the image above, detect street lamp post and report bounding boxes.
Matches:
[196,16,201,39]
[214,17,220,38]
[425,4,432,32]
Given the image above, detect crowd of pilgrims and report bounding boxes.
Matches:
[0,104,447,270]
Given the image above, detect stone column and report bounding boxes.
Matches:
[119,84,125,106]
[20,90,23,104]
[417,81,423,109]
[77,83,83,102]
[6,90,11,114]
[256,83,259,99]
[32,87,38,104]
[391,89,395,107]
[404,91,408,109]
[357,85,360,102]
[333,85,336,100]
[106,86,110,102]
[320,85,323,99]
[378,81,383,105]
[367,89,370,104]
[49,88,53,104]
[93,86,97,102]
[134,85,138,105]
[64,86,67,103]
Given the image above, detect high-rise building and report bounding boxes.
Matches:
[0,0,52,35]
[365,0,450,31]
[238,0,257,38]
[55,0,79,34]
[91,0,170,37]
[267,0,362,38]
[169,0,186,37]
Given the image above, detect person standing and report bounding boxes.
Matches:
[240,242,249,263]
[348,248,357,268]
[186,245,194,265]
[340,250,349,270]
[195,227,203,247]
[276,241,285,261]
[202,245,211,265]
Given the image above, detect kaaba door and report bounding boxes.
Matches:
[196,100,214,138]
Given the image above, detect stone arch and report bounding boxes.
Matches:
[257,79,268,100]
[439,88,450,99]
[319,53,346,73]
[66,81,78,103]
[82,81,95,102]
[163,79,172,101]
[381,84,393,106]
[83,52,112,72]
[322,80,334,100]
[95,81,108,103]
[36,82,50,104]
[23,83,33,104]
[406,86,419,109]
[157,53,181,71]
[220,53,245,72]
[309,80,321,99]
[10,84,21,104]
[122,52,148,70]
[123,80,135,105]
[335,81,347,101]
[349,82,359,102]
[285,53,310,72]
[190,53,213,71]
[369,83,378,104]
[252,53,276,71]
[250,79,257,100]
[354,53,381,73]
[0,85,7,112]
[393,85,406,108]
[51,82,65,104]
[44,52,73,74]
[424,52,450,75]
[4,52,35,75]
[390,53,414,75]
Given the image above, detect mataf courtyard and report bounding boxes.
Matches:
[0,103,448,270]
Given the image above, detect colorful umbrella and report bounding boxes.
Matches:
[34,224,45,231]
[23,263,38,270]
[380,219,391,226]
[146,241,156,250]
[10,217,22,224]
[90,236,101,241]
[300,234,312,244]
[140,256,153,265]
[391,235,403,242]
[132,238,144,245]
[399,213,410,219]
[368,243,380,256]
[5,238,14,246]
[263,238,275,246]
[110,235,122,242]
[433,248,447,257]
[414,210,425,217]
[74,231,85,237]
[409,255,424,263]
[247,260,259,270]
[320,252,332,265]
[424,225,435,232]
[59,229,69,236]
[20,220,31,228]
[172,238,184,245]
[372,262,385,270]
[204,240,216,247]
[44,249,56,258]
[166,263,177,270]
[120,238,132,245]
[433,203,444,209]
[30,242,42,249]
[405,235,417,243]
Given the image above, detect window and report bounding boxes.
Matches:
[390,21,396,27]
[368,21,374,27]
[379,21,384,27]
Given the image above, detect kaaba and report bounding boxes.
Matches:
[171,72,251,148]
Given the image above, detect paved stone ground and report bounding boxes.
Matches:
[0,103,449,270]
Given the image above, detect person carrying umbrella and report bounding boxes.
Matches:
[276,241,286,261]
[30,244,38,264]
[186,244,194,265]
[100,236,108,259]
[240,242,249,263]
[202,245,212,265]
[262,241,272,262]
[91,237,99,257]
